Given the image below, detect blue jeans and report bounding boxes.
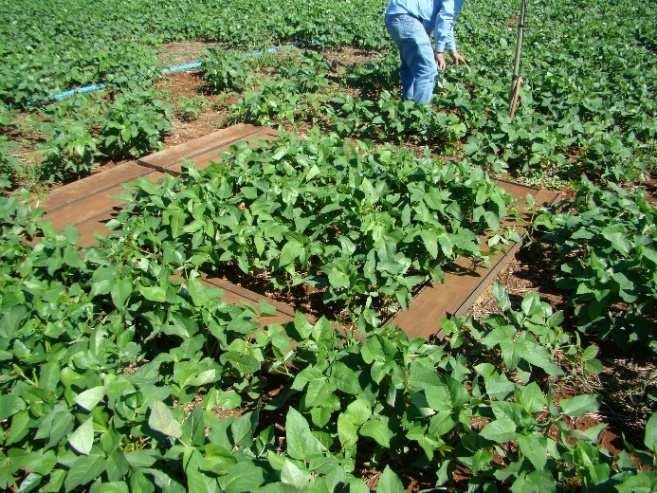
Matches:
[385,14,437,105]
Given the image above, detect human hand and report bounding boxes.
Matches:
[435,52,446,71]
[450,51,467,65]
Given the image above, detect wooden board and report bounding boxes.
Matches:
[187,128,279,174]
[39,124,295,326]
[203,275,297,326]
[39,161,153,213]
[137,123,267,174]
[389,182,559,339]
[38,125,562,338]
[44,170,163,231]
[42,125,275,242]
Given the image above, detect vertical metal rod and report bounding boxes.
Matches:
[509,0,528,117]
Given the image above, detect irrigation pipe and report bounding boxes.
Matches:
[45,45,291,105]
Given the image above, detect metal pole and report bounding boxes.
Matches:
[509,0,528,117]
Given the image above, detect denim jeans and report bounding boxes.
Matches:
[385,14,437,105]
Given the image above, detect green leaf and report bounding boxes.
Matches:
[18,472,42,493]
[338,399,372,449]
[480,416,517,443]
[420,231,438,259]
[510,470,556,493]
[492,282,511,312]
[516,383,547,414]
[139,286,167,303]
[0,394,26,420]
[64,454,106,492]
[89,481,129,493]
[559,394,599,417]
[279,239,304,267]
[69,417,94,455]
[280,459,311,490]
[293,312,312,339]
[520,341,563,377]
[517,434,548,470]
[360,418,394,447]
[376,466,404,493]
[644,413,657,453]
[602,228,631,255]
[148,401,182,438]
[186,276,208,307]
[328,268,350,289]
[285,408,325,460]
[90,267,115,297]
[111,278,132,308]
[75,386,105,411]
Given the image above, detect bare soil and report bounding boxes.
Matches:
[323,47,380,69]
[155,72,231,145]
[157,40,218,67]
[470,236,657,451]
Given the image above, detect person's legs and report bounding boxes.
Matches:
[403,39,436,104]
[399,53,414,101]
[385,14,437,105]
[386,15,414,100]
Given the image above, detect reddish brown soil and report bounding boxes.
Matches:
[155,72,232,146]
[470,235,657,453]
[157,40,218,67]
[323,47,379,68]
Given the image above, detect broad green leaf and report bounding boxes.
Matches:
[516,382,547,414]
[279,239,304,267]
[90,267,115,297]
[645,413,657,453]
[360,418,393,447]
[616,472,657,493]
[492,282,511,312]
[376,466,404,493]
[89,481,129,493]
[559,394,599,417]
[0,394,26,420]
[75,386,105,411]
[280,459,311,490]
[18,472,42,493]
[521,341,563,377]
[510,470,556,493]
[285,408,325,460]
[139,286,167,303]
[328,268,350,289]
[420,231,438,259]
[148,401,182,438]
[110,278,132,309]
[64,454,106,492]
[517,434,548,470]
[69,417,94,455]
[480,416,516,443]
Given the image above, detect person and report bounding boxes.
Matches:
[385,0,466,105]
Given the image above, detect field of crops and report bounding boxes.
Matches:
[1,0,657,491]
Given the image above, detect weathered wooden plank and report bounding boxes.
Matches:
[389,184,559,339]
[74,214,112,247]
[176,128,279,175]
[38,162,153,213]
[44,171,163,230]
[138,123,264,172]
[203,275,302,320]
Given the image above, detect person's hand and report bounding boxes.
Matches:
[450,51,467,65]
[435,52,446,71]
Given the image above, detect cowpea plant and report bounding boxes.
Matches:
[0,193,654,491]
[536,177,657,352]
[111,130,512,326]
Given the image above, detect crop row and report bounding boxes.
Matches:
[1,185,656,492]
[113,131,513,326]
